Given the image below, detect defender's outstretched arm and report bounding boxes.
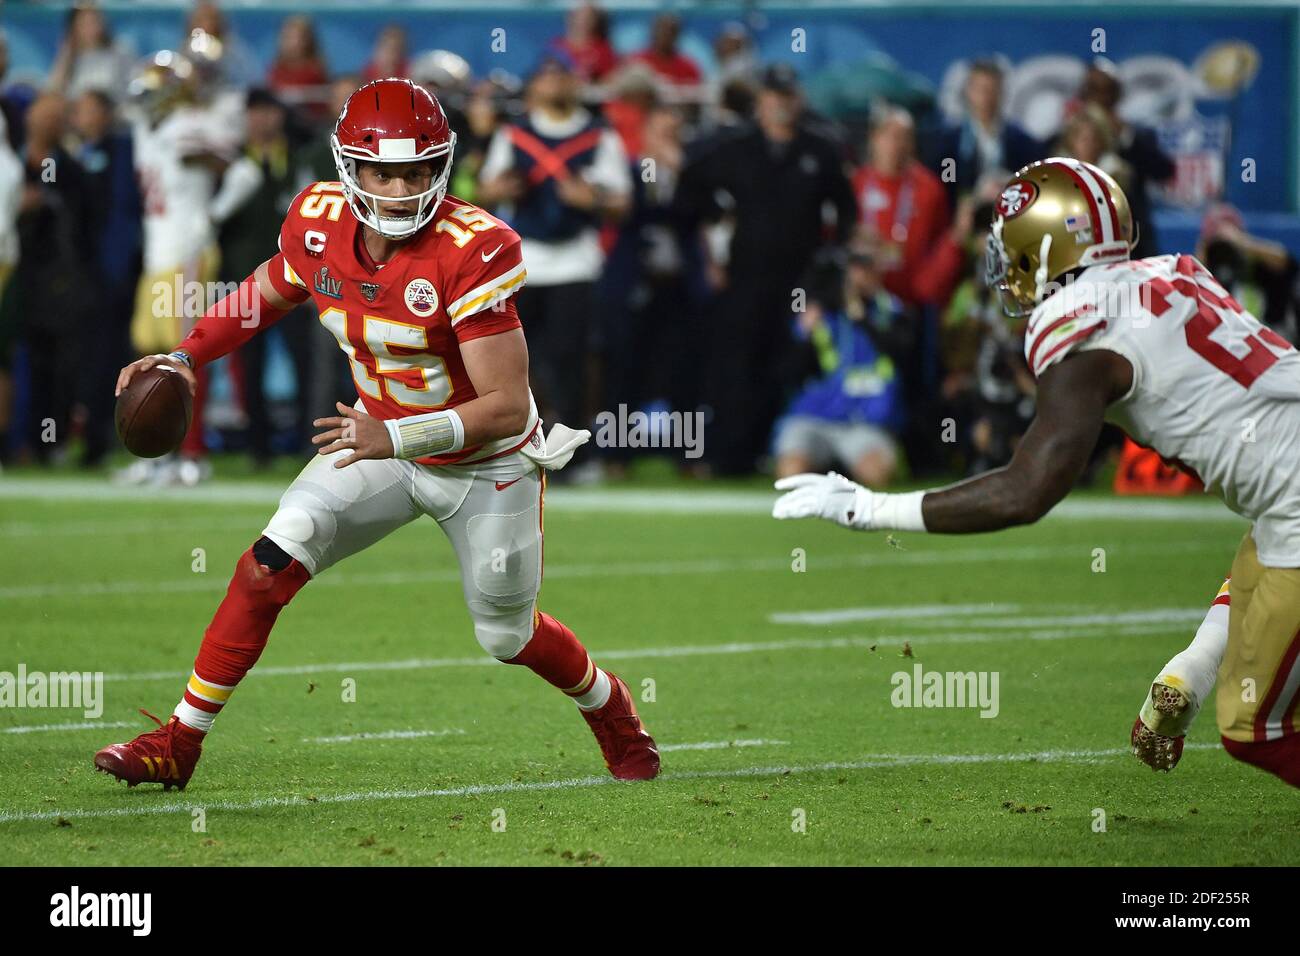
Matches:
[773,349,1133,534]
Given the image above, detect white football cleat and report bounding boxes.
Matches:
[1131,676,1198,772]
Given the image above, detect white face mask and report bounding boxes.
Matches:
[330,130,457,239]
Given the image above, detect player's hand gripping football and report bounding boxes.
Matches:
[115,354,198,398]
[312,402,395,469]
[772,472,875,530]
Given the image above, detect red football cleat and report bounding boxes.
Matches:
[94,709,205,791]
[581,671,660,781]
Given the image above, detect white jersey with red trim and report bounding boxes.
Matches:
[1025,253,1300,566]
[132,105,237,271]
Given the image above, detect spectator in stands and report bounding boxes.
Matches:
[362,25,409,84]
[450,75,508,203]
[774,245,909,488]
[46,2,134,102]
[551,3,619,83]
[477,49,631,446]
[304,75,360,182]
[216,88,316,466]
[1076,60,1174,259]
[937,198,1035,474]
[0,29,21,151]
[674,64,857,475]
[926,59,1041,206]
[267,15,330,123]
[599,103,696,477]
[713,22,759,89]
[0,31,20,462]
[630,14,702,88]
[187,1,260,90]
[68,89,141,467]
[14,93,92,464]
[1199,202,1300,345]
[1056,103,1132,196]
[853,106,951,308]
[603,63,659,158]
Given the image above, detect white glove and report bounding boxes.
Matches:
[772,472,875,529]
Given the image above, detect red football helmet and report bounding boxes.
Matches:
[330,77,456,239]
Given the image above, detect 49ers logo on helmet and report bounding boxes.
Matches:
[996,180,1038,219]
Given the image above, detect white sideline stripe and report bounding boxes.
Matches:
[0,541,1215,601]
[771,604,1022,625]
[771,606,1206,628]
[304,728,467,744]
[0,743,1222,826]
[91,619,1192,684]
[0,478,1242,522]
[659,739,788,752]
[1,720,134,735]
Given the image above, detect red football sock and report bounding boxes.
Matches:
[506,611,610,707]
[172,546,310,732]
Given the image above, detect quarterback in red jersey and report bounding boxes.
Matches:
[96,78,659,789]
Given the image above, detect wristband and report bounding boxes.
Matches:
[384,408,465,459]
[868,491,928,532]
[167,350,195,370]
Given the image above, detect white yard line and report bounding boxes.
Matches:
[0,541,1217,602]
[303,728,467,744]
[770,606,1207,628]
[81,618,1190,685]
[770,604,1022,625]
[0,479,1241,523]
[0,743,1222,826]
[1,720,134,735]
[659,739,789,752]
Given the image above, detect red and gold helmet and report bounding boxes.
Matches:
[985,157,1135,317]
[330,77,456,239]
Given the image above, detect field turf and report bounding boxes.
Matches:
[2,462,1298,865]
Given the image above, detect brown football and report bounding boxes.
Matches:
[115,365,193,458]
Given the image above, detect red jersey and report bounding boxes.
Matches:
[273,181,537,466]
[850,162,950,306]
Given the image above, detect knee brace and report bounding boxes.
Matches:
[463,508,541,659]
[469,600,536,660]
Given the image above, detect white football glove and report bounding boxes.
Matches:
[772,472,875,530]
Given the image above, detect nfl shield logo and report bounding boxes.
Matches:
[361,282,380,302]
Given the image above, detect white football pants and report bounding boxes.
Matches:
[259,447,544,660]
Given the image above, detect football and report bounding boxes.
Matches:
[114,364,193,458]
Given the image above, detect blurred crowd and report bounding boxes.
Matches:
[1,1,1298,485]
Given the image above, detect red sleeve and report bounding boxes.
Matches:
[454,295,522,344]
[175,275,294,368]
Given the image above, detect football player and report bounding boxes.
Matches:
[96,78,659,790]
[774,157,1300,789]
[120,50,238,486]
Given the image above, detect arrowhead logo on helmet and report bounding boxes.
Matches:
[985,157,1136,318]
[330,77,457,240]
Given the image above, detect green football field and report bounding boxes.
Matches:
[2,463,1298,866]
